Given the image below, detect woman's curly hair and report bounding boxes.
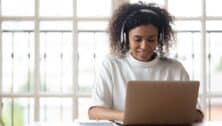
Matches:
[108,2,174,57]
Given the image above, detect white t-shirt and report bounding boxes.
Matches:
[91,53,189,111]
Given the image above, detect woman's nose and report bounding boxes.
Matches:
[140,41,148,49]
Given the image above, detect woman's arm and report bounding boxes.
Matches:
[88,106,124,121]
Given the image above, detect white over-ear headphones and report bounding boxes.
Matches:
[120,8,164,49]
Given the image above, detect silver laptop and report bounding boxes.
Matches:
[123,81,199,125]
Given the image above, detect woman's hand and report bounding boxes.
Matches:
[194,109,204,122]
[88,106,124,121]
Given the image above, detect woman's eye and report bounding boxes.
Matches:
[148,39,155,42]
[134,38,142,42]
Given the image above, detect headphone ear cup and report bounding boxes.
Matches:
[159,32,163,42]
[122,32,128,49]
[123,32,127,44]
[121,32,127,49]
[120,31,124,44]
[120,31,127,50]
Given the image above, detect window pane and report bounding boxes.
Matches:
[78,32,95,95]
[2,0,34,16]
[40,98,72,121]
[174,21,201,31]
[206,0,222,16]
[2,21,34,31]
[173,21,202,93]
[78,21,108,31]
[78,32,109,96]
[207,33,222,93]
[40,0,72,17]
[168,0,201,17]
[130,0,165,7]
[94,32,109,65]
[207,98,222,121]
[170,32,202,93]
[77,0,111,17]
[40,21,72,31]
[40,21,73,93]
[207,21,222,31]
[2,98,34,126]
[2,21,34,93]
[78,97,91,119]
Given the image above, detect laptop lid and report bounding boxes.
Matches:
[123,81,199,125]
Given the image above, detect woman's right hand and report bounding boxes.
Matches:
[88,106,124,121]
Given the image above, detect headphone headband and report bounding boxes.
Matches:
[139,9,159,16]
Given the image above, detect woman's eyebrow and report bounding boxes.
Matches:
[133,34,156,38]
[133,35,142,38]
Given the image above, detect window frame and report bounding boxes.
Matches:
[0,0,222,124]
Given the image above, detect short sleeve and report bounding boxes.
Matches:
[89,57,113,109]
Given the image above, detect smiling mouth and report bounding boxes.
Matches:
[136,50,154,58]
[136,51,148,55]
[136,52,149,59]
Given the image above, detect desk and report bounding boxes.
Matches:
[26,121,222,126]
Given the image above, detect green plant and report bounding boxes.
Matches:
[216,57,222,71]
[0,116,5,126]
[3,102,23,126]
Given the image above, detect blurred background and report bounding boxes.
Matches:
[0,0,222,126]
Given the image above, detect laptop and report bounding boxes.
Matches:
[123,81,199,125]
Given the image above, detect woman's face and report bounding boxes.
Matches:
[128,24,158,62]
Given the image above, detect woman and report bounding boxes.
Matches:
[88,2,203,122]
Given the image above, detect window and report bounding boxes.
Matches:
[1,0,222,126]
[40,0,73,17]
[2,0,34,16]
[0,0,111,125]
[168,0,201,17]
